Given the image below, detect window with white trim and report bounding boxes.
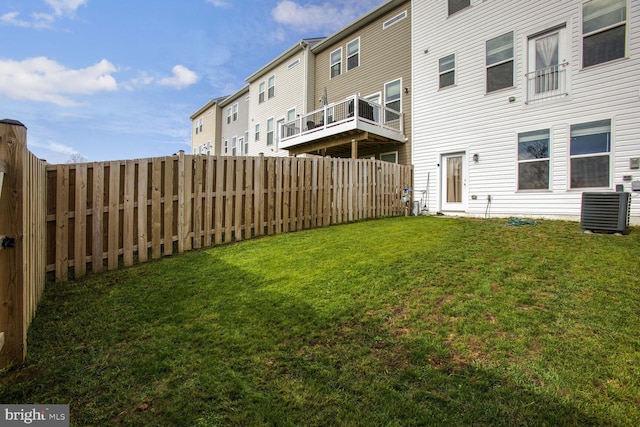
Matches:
[259,82,266,103]
[347,38,360,71]
[267,118,274,146]
[439,54,456,88]
[384,79,401,122]
[238,136,243,155]
[518,129,550,190]
[383,10,407,29]
[268,75,275,98]
[232,103,238,121]
[285,108,296,137]
[223,139,229,155]
[330,48,342,78]
[582,0,626,67]
[448,0,470,16]
[255,123,260,141]
[231,136,237,156]
[244,131,249,154]
[570,119,611,188]
[226,107,232,124]
[486,32,514,92]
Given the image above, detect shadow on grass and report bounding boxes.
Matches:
[0,242,624,426]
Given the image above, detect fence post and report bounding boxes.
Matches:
[0,119,27,368]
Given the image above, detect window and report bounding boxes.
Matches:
[331,48,342,78]
[582,0,626,67]
[384,79,401,122]
[267,118,274,146]
[223,139,229,155]
[255,123,260,141]
[244,131,249,154]
[259,82,266,103]
[268,75,275,98]
[238,137,243,155]
[194,118,202,134]
[231,136,237,156]
[448,0,470,15]
[383,10,407,29]
[232,103,238,121]
[380,152,398,163]
[486,32,514,92]
[226,107,232,124]
[286,108,296,137]
[347,38,360,71]
[439,54,456,88]
[518,130,550,190]
[570,119,611,188]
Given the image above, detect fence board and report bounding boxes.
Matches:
[235,158,244,240]
[137,160,148,262]
[123,160,135,267]
[164,156,175,256]
[74,163,88,277]
[107,162,120,270]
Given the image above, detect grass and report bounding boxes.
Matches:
[1,216,639,426]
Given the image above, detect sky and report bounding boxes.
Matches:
[0,0,386,164]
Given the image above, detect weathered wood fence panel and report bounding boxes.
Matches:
[45,154,412,281]
[0,120,47,368]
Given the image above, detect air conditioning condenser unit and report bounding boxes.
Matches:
[580,192,631,233]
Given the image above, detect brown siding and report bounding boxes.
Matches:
[314,2,412,164]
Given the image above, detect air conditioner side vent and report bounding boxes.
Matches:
[580,192,631,233]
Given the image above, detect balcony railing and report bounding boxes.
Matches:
[280,95,404,146]
[525,62,569,104]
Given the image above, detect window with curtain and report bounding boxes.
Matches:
[486,32,514,92]
[570,119,611,188]
[518,129,550,190]
[534,32,559,93]
[384,79,401,122]
[447,157,462,203]
[582,0,626,67]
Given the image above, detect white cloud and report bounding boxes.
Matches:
[205,0,230,7]
[29,139,80,156]
[44,0,87,16]
[272,0,382,32]
[158,65,198,90]
[0,11,54,29]
[0,57,118,106]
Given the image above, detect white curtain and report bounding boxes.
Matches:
[536,33,558,69]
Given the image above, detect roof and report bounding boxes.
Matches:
[245,37,325,83]
[189,96,228,120]
[311,0,409,54]
[218,84,250,107]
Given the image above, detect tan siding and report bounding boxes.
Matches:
[314,2,412,164]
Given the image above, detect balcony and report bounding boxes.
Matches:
[525,62,569,104]
[279,95,405,157]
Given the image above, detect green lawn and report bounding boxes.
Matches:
[2,216,639,426]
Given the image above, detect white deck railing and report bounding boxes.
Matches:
[525,62,569,104]
[280,95,403,142]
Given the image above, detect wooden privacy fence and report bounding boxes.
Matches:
[0,120,47,368]
[47,154,413,282]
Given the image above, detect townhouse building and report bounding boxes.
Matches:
[219,85,250,156]
[190,96,225,155]
[412,0,639,224]
[280,0,412,164]
[245,38,324,157]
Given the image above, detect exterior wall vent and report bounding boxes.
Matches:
[580,192,631,233]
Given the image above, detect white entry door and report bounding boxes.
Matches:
[441,153,466,211]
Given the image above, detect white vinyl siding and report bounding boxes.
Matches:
[411,0,639,224]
